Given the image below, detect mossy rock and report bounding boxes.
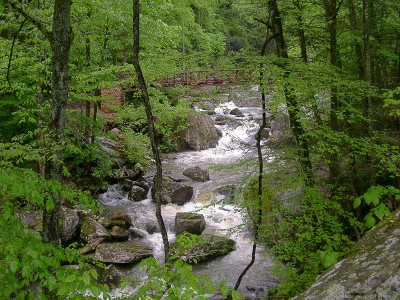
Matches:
[95,241,153,264]
[171,234,236,264]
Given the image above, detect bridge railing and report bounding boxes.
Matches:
[157,70,253,87]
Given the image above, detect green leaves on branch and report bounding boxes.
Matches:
[0,210,110,299]
[353,185,400,228]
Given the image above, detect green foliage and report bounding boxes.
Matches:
[248,177,357,298]
[117,89,191,152]
[353,185,400,228]
[63,109,113,180]
[120,130,151,166]
[383,87,400,118]
[0,166,102,213]
[0,205,110,299]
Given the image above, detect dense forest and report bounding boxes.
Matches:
[1,0,400,299]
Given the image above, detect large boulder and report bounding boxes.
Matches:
[175,212,206,235]
[294,210,400,300]
[95,241,153,264]
[183,166,210,182]
[60,207,79,245]
[153,176,193,205]
[80,217,110,244]
[172,235,236,263]
[177,113,220,151]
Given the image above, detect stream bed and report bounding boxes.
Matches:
[98,95,279,298]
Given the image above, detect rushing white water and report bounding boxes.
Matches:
[99,99,278,298]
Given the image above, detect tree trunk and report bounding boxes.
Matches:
[42,0,73,245]
[294,0,308,63]
[132,0,170,262]
[268,0,314,185]
[347,0,364,79]
[323,0,342,185]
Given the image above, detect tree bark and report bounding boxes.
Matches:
[268,0,314,186]
[42,0,73,245]
[132,0,170,262]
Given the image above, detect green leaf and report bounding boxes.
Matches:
[364,214,376,228]
[57,284,69,296]
[65,274,77,283]
[364,193,379,206]
[90,286,100,298]
[319,251,338,268]
[232,289,241,300]
[374,203,390,220]
[353,196,362,209]
[83,271,91,285]
[10,261,18,273]
[221,286,230,297]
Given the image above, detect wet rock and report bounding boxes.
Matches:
[172,235,236,263]
[128,185,147,202]
[294,209,400,300]
[121,179,133,191]
[128,228,147,239]
[144,221,159,234]
[107,163,144,183]
[177,113,220,151]
[230,108,244,117]
[109,212,132,229]
[95,241,153,264]
[183,166,210,182]
[109,226,129,242]
[60,207,79,245]
[80,217,111,244]
[100,218,126,229]
[153,176,193,205]
[175,212,206,235]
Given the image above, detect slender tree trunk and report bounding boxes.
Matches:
[363,0,373,134]
[38,84,45,177]
[42,0,73,245]
[132,0,170,262]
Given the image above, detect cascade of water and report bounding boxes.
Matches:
[99,99,278,298]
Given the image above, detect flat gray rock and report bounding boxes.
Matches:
[95,242,153,264]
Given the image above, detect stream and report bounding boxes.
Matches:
[98,94,278,298]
